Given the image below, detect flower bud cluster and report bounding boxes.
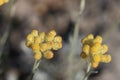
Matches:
[26,30,62,60]
[80,34,111,68]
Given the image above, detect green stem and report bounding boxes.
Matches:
[0,0,16,61]
[32,60,38,77]
[82,63,91,80]
[66,0,85,80]
[28,60,40,80]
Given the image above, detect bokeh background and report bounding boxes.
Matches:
[0,0,120,80]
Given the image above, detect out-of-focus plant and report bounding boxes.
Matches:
[0,0,16,57]
[80,34,111,80]
[26,30,62,80]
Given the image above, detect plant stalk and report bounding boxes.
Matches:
[82,63,91,80]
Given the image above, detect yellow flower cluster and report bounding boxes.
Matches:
[26,30,62,60]
[0,0,9,6]
[80,34,111,68]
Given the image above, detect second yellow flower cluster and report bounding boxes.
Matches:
[26,30,62,60]
[0,0,9,6]
[80,34,111,68]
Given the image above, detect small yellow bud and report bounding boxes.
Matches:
[94,42,101,47]
[43,50,54,59]
[26,41,32,47]
[26,34,34,42]
[90,43,101,54]
[31,30,38,37]
[54,36,62,42]
[101,45,108,54]
[49,30,57,37]
[40,43,48,52]
[81,34,94,44]
[100,54,111,63]
[82,45,90,55]
[93,36,102,43]
[34,32,45,43]
[52,42,62,50]
[34,51,42,60]
[34,37,42,43]
[106,55,111,63]
[26,34,34,47]
[81,37,87,44]
[32,43,40,51]
[39,32,45,43]
[45,36,54,42]
[80,52,88,59]
[87,34,94,39]
[90,46,98,54]
[45,30,57,42]
[92,55,101,62]
[91,62,99,68]
[46,42,53,50]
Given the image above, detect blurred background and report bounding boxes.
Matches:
[0,0,120,80]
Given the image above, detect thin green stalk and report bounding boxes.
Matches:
[0,26,10,57]
[66,0,85,80]
[0,0,16,60]
[82,63,91,80]
[30,60,37,80]
[28,60,40,80]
